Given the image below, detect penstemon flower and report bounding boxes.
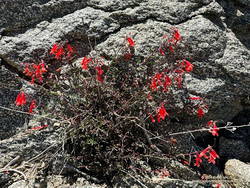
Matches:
[127,37,135,47]
[15,91,27,106]
[29,100,36,113]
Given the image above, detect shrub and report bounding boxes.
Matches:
[14,28,219,181]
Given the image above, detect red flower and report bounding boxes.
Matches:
[50,44,58,55]
[182,59,193,72]
[159,48,165,56]
[157,104,169,122]
[81,57,92,70]
[66,44,74,58]
[29,100,36,113]
[189,96,202,100]
[31,124,48,130]
[173,29,181,42]
[96,66,104,83]
[197,108,205,118]
[169,45,174,53]
[96,66,104,75]
[207,149,219,164]
[210,125,219,136]
[198,146,210,158]
[23,64,33,77]
[67,44,74,53]
[23,61,47,84]
[194,146,219,167]
[149,113,155,123]
[55,47,64,60]
[175,75,183,88]
[15,91,27,106]
[163,75,171,91]
[215,184,221,188]
[32,62,47,83]
[127,37,135,47]
[147,93,153,100]
[150,73,162,91]
[150,80,158,91]
[194,156,202,167]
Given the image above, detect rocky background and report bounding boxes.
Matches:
[0,0,250,187]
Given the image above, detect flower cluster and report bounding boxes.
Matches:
[81,56,105,83]
[81,57,92,70]
[23,60,47,84]
[159,28,181,55]
[194,146,219,167]
[15,91,37,114]
[50,43,75,60]
[188,96,208,118]
[150,72,172,92]
[149,103,169,123]
[207,120,219,136]
[15,91,26,106]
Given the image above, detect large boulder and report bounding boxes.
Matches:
[224,159,250,187]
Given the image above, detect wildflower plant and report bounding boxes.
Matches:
[13,28,221,180]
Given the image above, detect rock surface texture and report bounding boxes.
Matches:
[224,159,250,188]
[0,0,250,187]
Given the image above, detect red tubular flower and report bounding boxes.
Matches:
[207,120,215,127]
[66,44,74,58]
[197,107,205,118]
[216,184,221,188]
[163,75,171,91]
[29,100,36,113]
[95,66,104,83]
[67,44,74,54]
[169,45,174,53]
[209,125,219,136]
[157,103,169,122]
[159,48,165,56]
[150,80,158,91]
[208,149,219,164]
[15,91,27,106]
[81,57,92,70]
[194,156,202,167]
[55,47,64,60]
[194,146,219,167]
[50,44,58,55]
[149,113,155,123]
[173,29,181,42]
[175,75,183,88]
[198,146,210,158]
[23,64,32,77]
[207,121,219,136]
[127,37,135,47]
[189,96,202,100]
[31,124,48,130]
[182,59,193,72]
[147,93,153,100]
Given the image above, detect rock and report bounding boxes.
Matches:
[46,175,105,188]
[235,0,250,6]
[0,125,61,168]
[224,159,250,188]
[0,0,88,36]
[218,136,250,162]
[0,65,26,140]
[8,180,28,188]
[0,7,120,70]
